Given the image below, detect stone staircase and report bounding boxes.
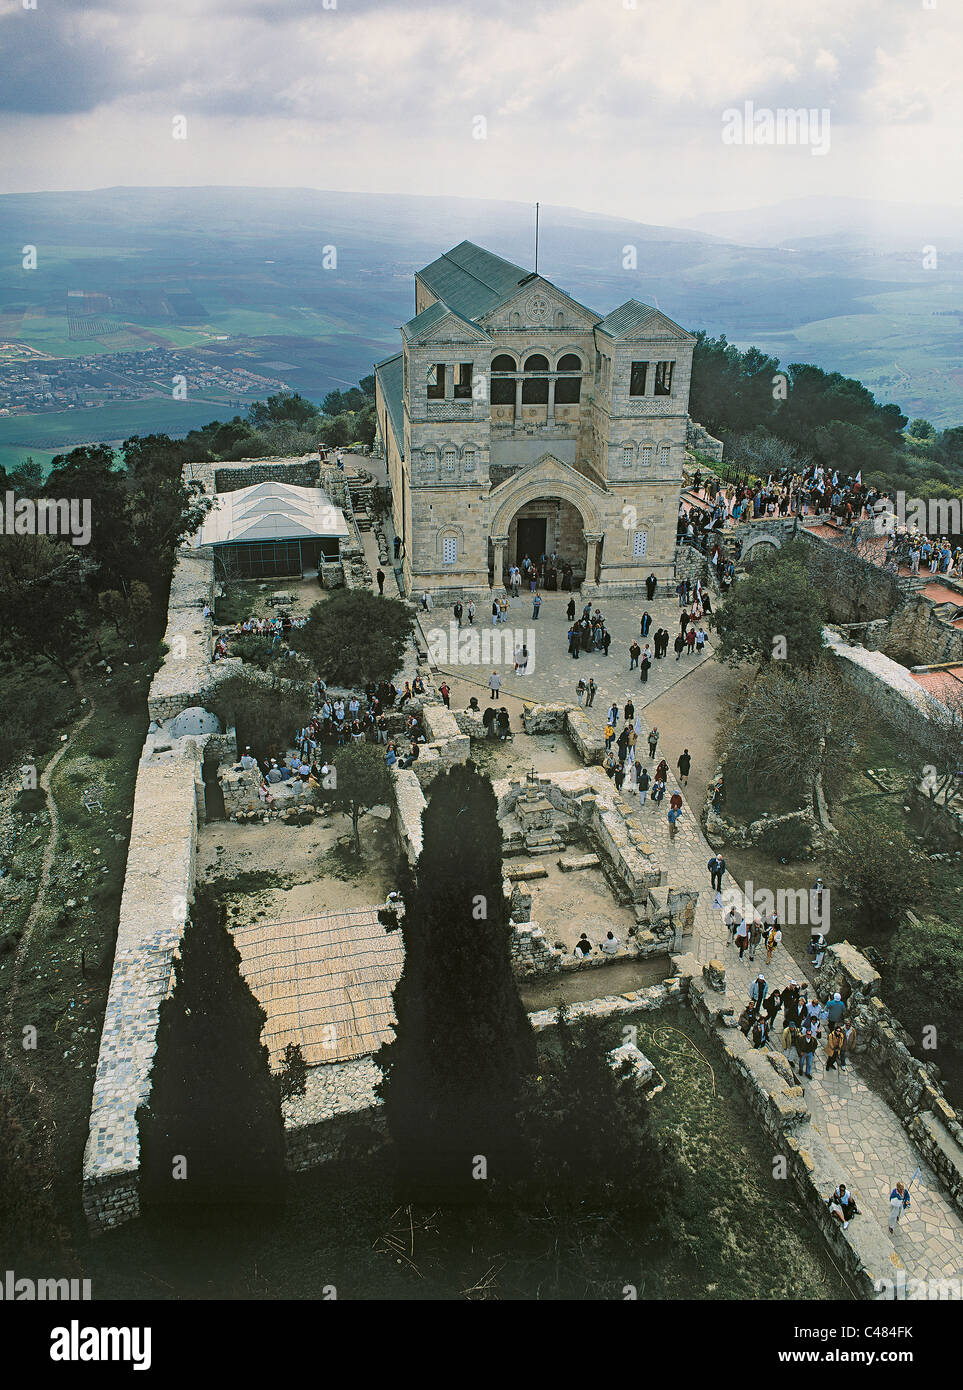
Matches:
[348,482,375,531]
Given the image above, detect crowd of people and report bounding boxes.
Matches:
[507,551,577,592]
[213,610,309,662]
[680,461,963,580]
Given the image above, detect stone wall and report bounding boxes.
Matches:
[282,1058,386,1172]
[880,587,963,668]
[685,418,724,462]
[824,627,953,746]
[82,735,203,1232]
[148,547,217,723]
[214,460,321,492]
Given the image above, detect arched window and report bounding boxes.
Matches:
[522,353,549,404]
[491,354,517,372]
[557,353,582,371]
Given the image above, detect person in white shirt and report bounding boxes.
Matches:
[600,931,620,955]
[240,747,257,771]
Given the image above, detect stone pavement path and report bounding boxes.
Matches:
[694,889,963,1283]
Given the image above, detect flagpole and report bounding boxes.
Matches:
[534,202,539,275]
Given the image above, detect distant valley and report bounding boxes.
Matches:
[0,186,960,470]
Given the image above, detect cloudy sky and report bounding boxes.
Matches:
[1,0,960,223]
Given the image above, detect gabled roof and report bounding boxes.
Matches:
[374,351,405,446]
[196,480,349,547]
[401,299,490,344]
[596,299,694,342]
[416,240,530,320]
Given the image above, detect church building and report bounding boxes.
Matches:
[374,240,697,597]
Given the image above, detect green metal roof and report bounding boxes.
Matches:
[596,299,659,338]
[416,240,530,321]
[401,299,488,342]
[374,351,405,451]
[596,299,692,341]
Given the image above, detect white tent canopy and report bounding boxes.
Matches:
[195,479,350,547]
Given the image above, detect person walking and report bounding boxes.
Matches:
[637,765,650,805]
[608,701,619,728]
[782,1020,800,1073]
[439,681,451,708]
[466,598,475,625]
[765,919,782,964]
[840,1019,855,1070]
[677,748,691,786]
[825,1024,845,1071]
[749,973,768,1016]
[708,855,726,892]
[532,591,542,620]
[604,722,616,751]
[376,568,385,595]
[639,647,652,684]
[748,916,763,961]
[646,572,657,601]
[724,905,741,948]
[568,626,580,659]
[734,916,750,959]
[674,632,685,660]
[798,1027,817,1080]
[576,677,587,705]
[647,727,659,759]
[763,987,782,1028]
[667,805,682,839]
[888,1182,910,1233]
[453,599,463,627]
[629,640,641,670]
[566,596,576,622]
[585,678,597,708]
[640,610,652,638]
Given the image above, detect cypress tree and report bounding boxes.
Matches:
[137,886,284,1217]
[376,762,535,1200]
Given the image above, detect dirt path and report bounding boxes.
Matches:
[0,660,95,1155]
[640,657,745,808]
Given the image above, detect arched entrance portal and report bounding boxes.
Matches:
[490,496,590,589]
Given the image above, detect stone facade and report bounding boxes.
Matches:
[375,241,696,598]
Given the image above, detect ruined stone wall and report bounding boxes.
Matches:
[880,590,963,667]
[282,1058,386,1172]
[823,627,952,746]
